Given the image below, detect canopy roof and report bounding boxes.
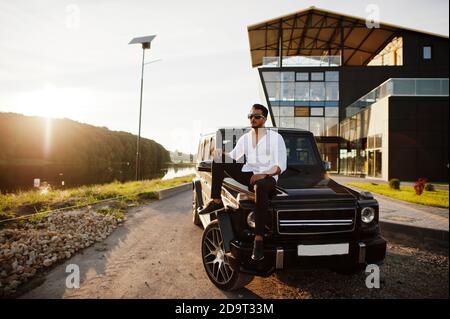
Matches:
[247,6,448,67]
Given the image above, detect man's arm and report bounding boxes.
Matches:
[213,135,245,162]
[261,133,287,177]
[262,165,281,177]
[250,133,287,185]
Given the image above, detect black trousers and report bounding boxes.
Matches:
[210,157,276,237]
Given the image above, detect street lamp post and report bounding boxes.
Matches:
[129,35,157,181]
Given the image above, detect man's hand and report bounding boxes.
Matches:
[262,166,281,177]
[250,174,268,185]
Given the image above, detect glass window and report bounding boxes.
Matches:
[325,71,339,81]
[265,82,280,101]
[325,117,339,136]
[310,82,325,101]
[310,107,324,116]
[310,118,325,136]
[325,107,339,117]
[262,71,281,82]
[416,79,441,95]
[423,46,432,60]
[282,72,295,82]
[296,72,309,81]
[271,115,279,125]
[203,139,210,160]
[279,117,294,128]
[392,79,415,95]
[197,140,204,161]
[311,72,324,81]
[294,82,309,101]
[279,101,295,106]
[368,136,374,149]
[295,101,309,106]
[271,106,280,117]
[375,150,382,177]
[209,137,215,159]
[282,135,319,165]
[281,82,295,100]
[326,82,339,101]
[368,150,374,176]
[294,118,309,130]
[280,107,294,117]
[442,79,449,95]
[375,134,382,148]
[294,107,309,117]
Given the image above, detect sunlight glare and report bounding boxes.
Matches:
[10,83,93,119]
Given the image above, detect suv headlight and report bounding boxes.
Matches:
[361,207,375,223]
[247,211,255,228]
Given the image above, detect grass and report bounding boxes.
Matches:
[0,174,194,220]
[347,183,449,208]
[96,208,126,220]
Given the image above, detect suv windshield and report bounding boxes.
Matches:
[281,133,319,166]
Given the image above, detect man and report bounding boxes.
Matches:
[198,104,287,261]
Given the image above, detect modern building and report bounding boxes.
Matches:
[247,6,449,181]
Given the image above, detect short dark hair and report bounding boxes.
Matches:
[252,104,268,118]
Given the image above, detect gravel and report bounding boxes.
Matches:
[0,208,124,297]
[246,242,448,299]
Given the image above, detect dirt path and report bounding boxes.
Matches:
[22,191,448,299]
[22,191,239,298]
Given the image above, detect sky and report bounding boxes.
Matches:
[0,0,448,154]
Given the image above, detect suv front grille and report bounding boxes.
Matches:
[276,208,356,235]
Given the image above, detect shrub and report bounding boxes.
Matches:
[414,177,428,195]
[389,178,401,190]
[425,183,435,192]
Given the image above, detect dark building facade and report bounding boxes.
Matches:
[247,7,449,181]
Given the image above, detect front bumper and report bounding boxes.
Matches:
[228,235,387,277]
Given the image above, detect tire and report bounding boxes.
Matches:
[201,221,254,291]
[192,190,202,227]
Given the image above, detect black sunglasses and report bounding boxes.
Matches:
[247,113,265,120]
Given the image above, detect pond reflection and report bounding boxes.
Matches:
[161,165,196,180]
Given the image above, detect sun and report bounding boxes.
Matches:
[10,83,92,120]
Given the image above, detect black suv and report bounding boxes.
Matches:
[192,127,386,291]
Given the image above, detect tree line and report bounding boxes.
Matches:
[0,113,171,192]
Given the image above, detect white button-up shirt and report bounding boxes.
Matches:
[228,128,287,181]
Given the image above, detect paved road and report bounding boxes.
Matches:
[332,175,449,231]
[22,191,448,299]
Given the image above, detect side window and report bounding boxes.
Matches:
[209,137,215,160]
[197,139,204,161]
[203,138,210,161]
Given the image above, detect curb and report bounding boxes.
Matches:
[380,221,449,250]
[157,183,191,200]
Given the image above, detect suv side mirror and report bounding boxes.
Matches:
[323,161,332,171]
[197,160,212,172]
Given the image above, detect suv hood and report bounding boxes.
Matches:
[275,175,357,202]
